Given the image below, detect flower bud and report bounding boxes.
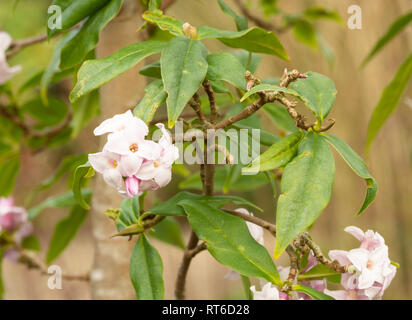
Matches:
[182,22,197,39]
[125,176,140,198]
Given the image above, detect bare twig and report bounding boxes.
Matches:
[223,208,276,236]
[203,80,218,124]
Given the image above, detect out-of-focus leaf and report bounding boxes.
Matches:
[362,11,412,67]
[21,98,68,130]
[71,90,100,138]
[60,0,123,70]
[70,41,166,102]
[46,200,90,264]
[161,36,208,128]
[303,7,343,24]
[259,0,279,16]
[0,156,20,197]
[263,103,298,133]
[72,162,95,210]
[180,200,281,285]
[322,134,377,215]
[149,217,185,250]
[292,19,318,50]
[21,235,41,252]
[274,132,335,258]
[133,80,167,123]
[231,50,261,73]
[130,234,164,300]
[366,53,412,153]
[217,0,248,31]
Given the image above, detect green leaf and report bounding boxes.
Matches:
[21,235,41,252]
[289,71,337,121]
[366,53,412,153]
[70,40,166,102]
[72,162,95,210]
[0,156,20,197]
[274,132,335,258]
[41,29,78,104]
[48,0,111,38]
[148,0,162,11]
[142,9,184,36]
[28,189,92,219]
[243,132,303,173]
[206,52,246,90]
[46,202,90,264]
[298,264,341,283]
[21,98,68,130]
[198,26,288,60]
[116,196,140,232]
[133,80,167,123]
[139,61,161,79]
[322,134,377,215]
[148,191,261,216]
[362,11,412,67]
[303,7,343,24]
[149,217,185,250]
[240,83,296,102]
[180,200,281,285]
[161,36,208,128]
[263,103,298,133]
[259,0,279,16]
[59,0,123,70]
[231,50,261,73]
[292,284,334,300]
[130,235,164,300]
[292,20,318,50]
[71,90,100,138]
[179,167,268,192]
[217,0,248,31]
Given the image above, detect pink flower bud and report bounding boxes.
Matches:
[125,176,140,198]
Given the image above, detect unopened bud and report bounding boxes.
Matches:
[182,22,198,39]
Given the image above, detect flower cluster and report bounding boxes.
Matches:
[325,226,396,300]
[0,32,21,85]
[89,110,179,197]
[0,197,33,262]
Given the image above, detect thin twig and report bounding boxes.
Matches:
[223,208,276,236]
[203,80,218,124]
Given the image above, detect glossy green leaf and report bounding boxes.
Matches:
[70,40,166,102]
[198,26,288,60]
[148,191,261,216]
[298,264,341,283]
[28,189,92,219]
[41,30,78,104]
[206,52,246,90]
[362,11,412,67]
[142,9,184,36]
[130,234,164,300]
[60,0,123,70]
[139,61,161,79]
[46,201,90,264]
[0,156,20,197]
[149,217,185,249]
[292,20,318,50]
[322,134,377,215]
[48,0,111,37]
[133,80,167,123]
[161,36,208,128]
[263,103,298,133]
[217,0,248,31]
[292,284,334,300]
[289,71,337,120]
[243,132,303,173]
[116,196,140,232]
[366,53,412,153]
[274,132,335,258]
[72,162,95,210]
[180,200,281,285]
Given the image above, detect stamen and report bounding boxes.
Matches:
[154,160,160,168]
[129,143,139,153]
[109,159,118,168]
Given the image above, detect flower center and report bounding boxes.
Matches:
[109,159,118,168]
[366,261,373,269]
[154,160,160,168]
[129,143,139,153]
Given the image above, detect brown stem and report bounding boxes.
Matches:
[223,208,276,236]
[203,80,218,124]
[284,246,299,288]
[6,34,48,58]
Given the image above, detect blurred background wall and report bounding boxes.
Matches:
[1,0,411,299]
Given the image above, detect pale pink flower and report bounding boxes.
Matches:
[344,226,385,251]
[235,208,264,245]
[88,151,123,190]
[0,32,21,85]
[251,282,289,300]
[93,110,148,138]
[324,288,375,300]
[135,124,179,188]
[0,197,27,231]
